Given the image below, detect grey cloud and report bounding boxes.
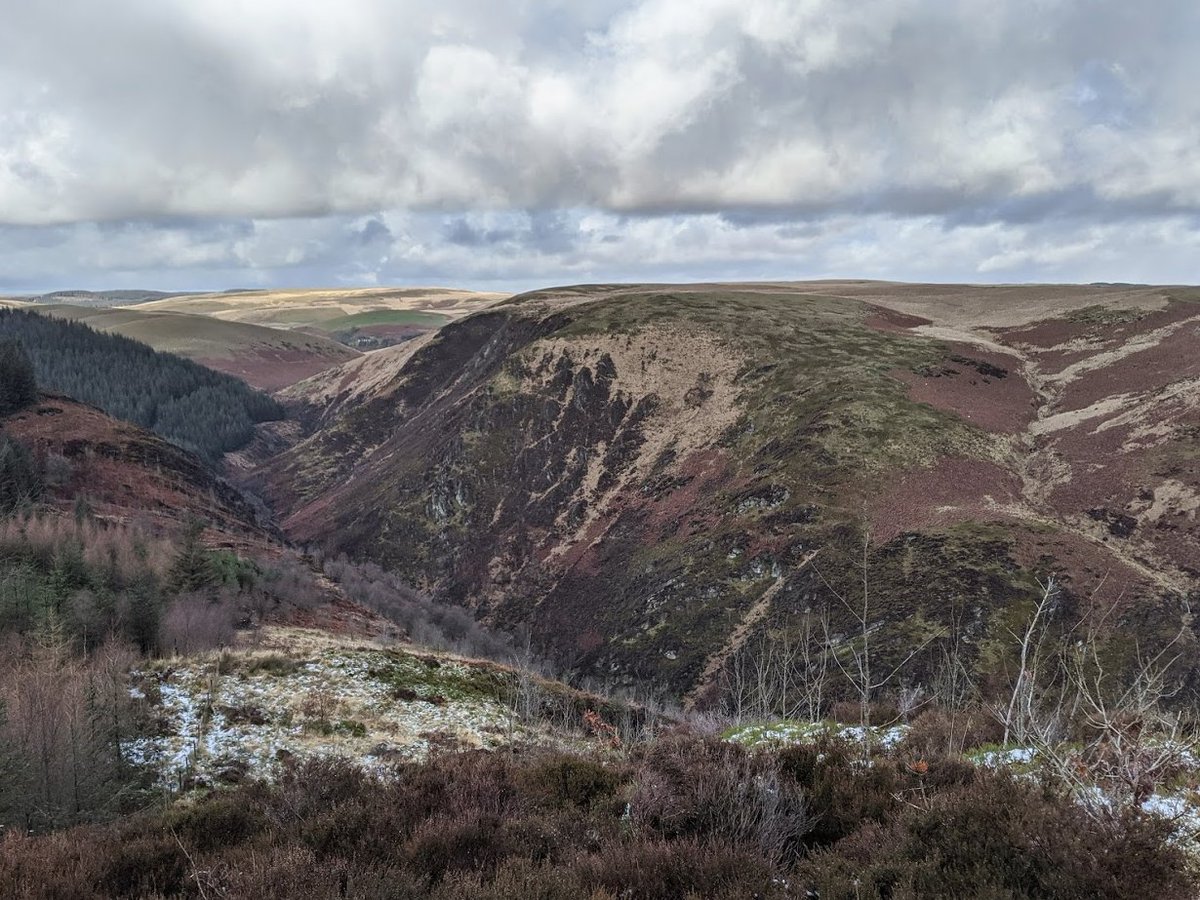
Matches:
[1,0,1199,290]
[2,0,1199,225]
[442,218,517,248]
[4,209,1200,296]
[357,218,392,246]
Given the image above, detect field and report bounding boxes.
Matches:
[13,287,507,393]
[135,287,506,332]
[320,308,452,330]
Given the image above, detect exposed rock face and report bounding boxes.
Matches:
[260,283,1200,699]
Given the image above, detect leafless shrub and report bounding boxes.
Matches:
[298,688,339,722]
[160,594,237,656]
[722,611,831,725]
[256,557,327,613]
[630,736,812,864]
[814,535,945,735]
[896,684,927,721]
[323,556,517,662]
[994,578,1200,819]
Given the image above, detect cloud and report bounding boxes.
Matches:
[4,210,1200,294]
[0,0,1198,288]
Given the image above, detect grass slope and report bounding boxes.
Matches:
[135,287,505,331]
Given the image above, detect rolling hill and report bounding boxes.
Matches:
[37,305,360,392]
[135,286,507,350]
[19,289,184,306]
[6,280,1200,900]
[257,281,1200,701]
[9,287,504,393]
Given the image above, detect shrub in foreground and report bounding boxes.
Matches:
[0,736,1193,900]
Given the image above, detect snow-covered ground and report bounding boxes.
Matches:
[725,719,908,751]
[123,635,530,788]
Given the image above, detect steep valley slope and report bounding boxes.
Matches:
[259,282,1200,702]
[4,393,276,550]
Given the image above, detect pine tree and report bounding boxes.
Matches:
[167,518,217,594]
[0,309,284,463]
[124,574,162,655]
[0,434,42,515]
[0,339,37,416]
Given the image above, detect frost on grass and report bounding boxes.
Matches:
[972,745,1037,768]
[724,720,908,750]
[123,641,527,788]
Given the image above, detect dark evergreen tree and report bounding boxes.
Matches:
[0,339,37,416]
[124,575,162,654]
[0,309,284,463]
[0,433,42,515]
[167,519,217,594]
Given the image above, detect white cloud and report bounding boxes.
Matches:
[5,210,1200,294]
[0,0,1198,287]
[2,0,1198,224]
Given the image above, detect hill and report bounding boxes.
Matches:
[3,393,271,541]
[39,305,361,392]
[4,281,1200,899]
[20,289,184,306]
[279,334,437,426]
[258,281,1200,702]
[136,286,507,350]
[0,308,285,463]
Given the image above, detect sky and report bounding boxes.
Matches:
[2,0,1199,293]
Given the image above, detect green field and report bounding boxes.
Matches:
[322,309,452,331]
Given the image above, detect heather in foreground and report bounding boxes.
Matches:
[0,734,1192,900]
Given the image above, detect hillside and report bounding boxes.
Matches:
[259,282,1200,701]
[279,334,437,426]
[39,305,360,392]
[136,286,507,350]
[20,289,183,306]
[3,393,271,542]
[5,281,1200,900]
[0,308,284,463]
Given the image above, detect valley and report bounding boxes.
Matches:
[251,281,1198,704]
[2,279,1198,898]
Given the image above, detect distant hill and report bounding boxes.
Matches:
[0,308,284,464]
[39,304,360,392]
[136,286,507,350]
[21,289,187,306]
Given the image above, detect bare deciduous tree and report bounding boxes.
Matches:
[721,611,831,724]
[999,576,1059,746]
[815,532,943,735]
[995,576,1199,821]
